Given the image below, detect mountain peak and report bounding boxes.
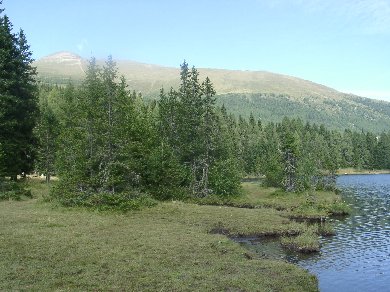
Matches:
[40,51,83,64]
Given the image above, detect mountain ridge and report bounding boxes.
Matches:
[34,51,344,98]
[34,51,390,132]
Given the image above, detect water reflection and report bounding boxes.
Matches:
[238,174,390,292]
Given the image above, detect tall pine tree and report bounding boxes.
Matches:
[34,86,59,183]
[158,62,241,197]
[0,4,37,180]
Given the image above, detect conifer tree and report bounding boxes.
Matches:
[53,57,160,207]
[157,62,241,197]
[34,87,59,183]
[0,5,37,179]
[374,132,390,169]
[261,123,283,187]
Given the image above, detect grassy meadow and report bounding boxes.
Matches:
[0,179,352,291]
[194,182,349,219]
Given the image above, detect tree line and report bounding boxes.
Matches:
[2,4,390,206]
[216,92,390,133]
[33,58,390,203]
[35,59,242,208]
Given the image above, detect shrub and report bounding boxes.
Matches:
[209,158,242,197]
[0,179,32,201]
[51,182,157,212]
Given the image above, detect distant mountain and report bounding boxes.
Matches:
[35,52,86,82]
[34,52,390,132]
[34,52,342,98]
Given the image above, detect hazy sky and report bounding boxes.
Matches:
[4,0,390,101]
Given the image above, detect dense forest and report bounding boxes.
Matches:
[216,93,390,133]
[34,57,390,133]
[1,4,390,208]
[32,58,390,207]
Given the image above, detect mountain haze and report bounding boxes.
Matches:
[34,52,390,132]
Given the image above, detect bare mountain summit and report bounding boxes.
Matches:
[40,51,83,64]
[36,51,86,81]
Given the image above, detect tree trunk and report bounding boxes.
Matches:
[46,173,51,184]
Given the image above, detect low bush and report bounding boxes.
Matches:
[0,179,32,201]
[51,183,157,212]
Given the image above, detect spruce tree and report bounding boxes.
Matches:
[261,123,283,187]
[0,5,37,179]
[53,57,159,208]
[34,86,59,183]
[157,62,241,197]
[374,132,390,169]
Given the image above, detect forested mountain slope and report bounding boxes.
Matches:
[35,52,390,132]
[217,93,390,132]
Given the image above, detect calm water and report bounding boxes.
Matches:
[237,174,390,292]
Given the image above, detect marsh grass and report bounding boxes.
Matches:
[281,233,320,253]
[280,226,320,253]
[280,221,336,253]
[193,182,343,255]
[194,183,349,222]
[317,223,336,236]
[241,182,349,219]
[0,179,318,291]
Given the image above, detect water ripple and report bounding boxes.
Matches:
[297,174,390,292]
[236,174,390,291]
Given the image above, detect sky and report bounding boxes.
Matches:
[3,0,390,101]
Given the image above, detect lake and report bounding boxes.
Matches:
[238,174,390,292]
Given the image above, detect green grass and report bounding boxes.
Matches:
[194,182,349,220]
[317,223,336,236]
[0,179,318,291]
[280,226,320,253]
[192,182,343,256]
[280,222,335,253]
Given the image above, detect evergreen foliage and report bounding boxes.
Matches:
[158,62,241,197]
[52,57,157,208]
[217,93,390,133]
[0,3,36,201]
[27,58,390,203]
[34,85,59,183]
[0,4,38,180]
[2,3,390,205]
[49,60,242,207]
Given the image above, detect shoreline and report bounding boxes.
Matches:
[336,168,390,175]
[1,178,352,291]
[0,179,320,291]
